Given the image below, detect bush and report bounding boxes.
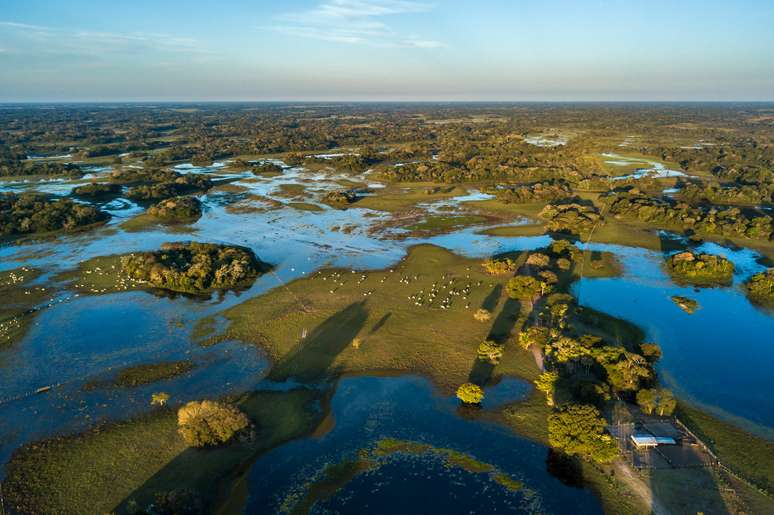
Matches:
[518,326,550,350]
[177,400,249,447]
[476,340,504,364]
[548,404,618,463]
[482,257,517,275]
[506,275,550,300]
[456,383,484,404]
[473,308,492,321]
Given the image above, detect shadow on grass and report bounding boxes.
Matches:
[369,312,391,335]
[268,301,369,383]
[480,284,503,312]
[468,297,523,387]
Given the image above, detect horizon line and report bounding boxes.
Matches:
[2,99,774,104]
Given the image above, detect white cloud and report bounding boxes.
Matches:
[269,0,444,48]
[0,21,203,59]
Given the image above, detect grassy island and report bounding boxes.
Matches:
[745,268,774,307]
[121,242,268,294]
[0,192,109,237]
[72,182,122,199]
[665,251,734,286]
[670,295,699,313]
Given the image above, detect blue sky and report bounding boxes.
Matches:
[1,0,773,101]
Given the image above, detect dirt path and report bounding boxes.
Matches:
[615,461,670,515]
[530,345,544,371]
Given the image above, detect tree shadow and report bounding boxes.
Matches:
[480,284,502,312]
[369,312,391,335]
[487,297,521,342]
[467,297,523,387]
[268,301,369,383]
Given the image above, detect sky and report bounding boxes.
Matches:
[1,0,773,101]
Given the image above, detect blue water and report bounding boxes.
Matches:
[245,375,602,514]
[575,241,774,433]
[1,158,773,494]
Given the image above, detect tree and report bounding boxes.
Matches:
[636,388,676,416]
[477,340,504,364]
[456,383,485,404]
[506,275,550,301]
[177,400,250,447]
[518,326,549,350]
[548,404,618,463]
[534,371,559,406]
[640,343,662,363]
[636,388,658,414]
[657,389,676,416]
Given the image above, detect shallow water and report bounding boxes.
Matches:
[602,152,686,180]
[576,241,774,432]
[244,375,602,514]
[1,159,772,486]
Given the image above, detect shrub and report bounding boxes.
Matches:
[456,383,484,404]
[518,326,550,350]
[477,340,504,364]
[525,252,550,267]
[177,400,250,447]
[548,404,618,463]
[482,257,517,275]
[473,308,492,321]
[506,275,550,300]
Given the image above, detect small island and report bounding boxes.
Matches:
[322,189,360,208]
[72,182,122,199]
[745,268,774,306]
[665,251,734,286]
[670,295,699,314]
[251,162,284,177]
[120,241,269,294]
[0,192,109,237]
[146,196,203,223]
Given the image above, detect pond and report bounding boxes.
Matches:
[244,375,602,514]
